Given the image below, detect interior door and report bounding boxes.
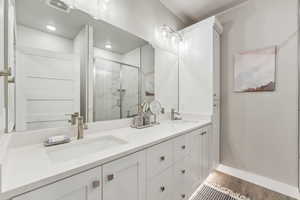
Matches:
[13,167,102,200]
[102,151,146,200]
[16,47,80,131]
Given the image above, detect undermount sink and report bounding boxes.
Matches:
[46,135,128,163]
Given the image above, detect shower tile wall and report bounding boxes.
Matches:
[121,66,139,118]
[94,59,121,121]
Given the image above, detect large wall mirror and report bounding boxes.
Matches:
[7,0,156,132]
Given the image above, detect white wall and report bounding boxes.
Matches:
[63,0,185,44]
[155,47,178,111]
[141,44,155,103]
[17,25,73,53]
[218,0,298,186]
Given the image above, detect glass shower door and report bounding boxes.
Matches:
[121,65,139,118]
[94,58,121,121]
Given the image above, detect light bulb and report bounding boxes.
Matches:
[46,25,56,31]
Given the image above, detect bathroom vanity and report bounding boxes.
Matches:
[0,119,213,200]
[0,0,221,199]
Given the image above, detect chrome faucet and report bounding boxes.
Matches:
[77,116,84,140]
[66,112,79,125]
[67,112,87,140]
[171,108,182,120]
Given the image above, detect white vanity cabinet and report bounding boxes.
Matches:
[13,167,102,200]
[147,126,211,200]
[102,151,146,200]
[11,125,212,200]
[185,127,210,193]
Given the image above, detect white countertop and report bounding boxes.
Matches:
[0,119,211,199]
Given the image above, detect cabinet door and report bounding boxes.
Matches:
[186,128,209,191]
[213,29,221,100]
[103,151,146,200]
[13,167,102,200]
[212,100,220,168]
[186,129,202,190]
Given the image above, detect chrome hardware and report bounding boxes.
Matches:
[92,180,100,188]
[160,156,165,161]
[160,186,165,192]
[200,131,207,136]
[0,68,11,77]
[181,169,186,174]
[8,76,15,83]
[77,116,84,140]
[171,108,182,120]
[107,174,114,181]
[66,112,79,125]
[181,145,186,150]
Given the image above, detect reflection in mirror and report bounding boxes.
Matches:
[10,0,155,132]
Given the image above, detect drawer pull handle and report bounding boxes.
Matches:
[160,186,165,192]
[181,194,186,199]
[92,180,100,188]
[160,156,165,161]
[181,169,186,174]
[181,145,186,150]
[107,174,114,181]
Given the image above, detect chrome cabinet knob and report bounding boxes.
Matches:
[107,174,114,181]
[92,180,100,188]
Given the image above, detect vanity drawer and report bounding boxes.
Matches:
[147,167,173,200]
[173,134,190,162]
[146,140,173,178]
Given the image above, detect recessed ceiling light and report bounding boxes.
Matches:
[105,43,112,49]
[46,25,56,31]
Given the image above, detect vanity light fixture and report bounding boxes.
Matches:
[105,43,112,49]
[46,25,56,31]
[160,24,183,43]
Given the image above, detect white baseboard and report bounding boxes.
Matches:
[216,164,300,199]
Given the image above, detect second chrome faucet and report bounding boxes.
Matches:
[67,113,88,140]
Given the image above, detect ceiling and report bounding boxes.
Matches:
[16,0,147,54]
[160,0,248,24]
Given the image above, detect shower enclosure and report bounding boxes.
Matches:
[93,57,139,121]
